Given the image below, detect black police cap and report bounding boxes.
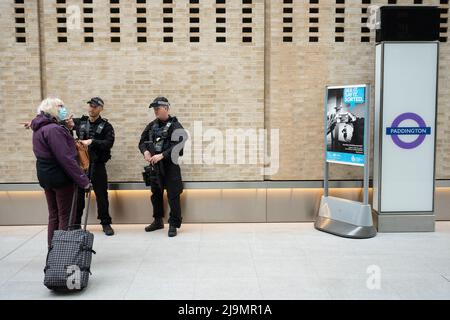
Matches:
[87,97,104,107]
[149,96,170,108]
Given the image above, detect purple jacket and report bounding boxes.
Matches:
[31,114,89,188]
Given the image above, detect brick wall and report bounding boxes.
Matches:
[266,0,450,180]
[0,0,42,182]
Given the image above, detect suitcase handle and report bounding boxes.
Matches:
[82,162,94,231]
[83,188,92,231]
[67,184,78,231]
[68,162,94,231]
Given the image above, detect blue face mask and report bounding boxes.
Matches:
[58,106,68,120]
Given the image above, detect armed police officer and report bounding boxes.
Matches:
[73,97,115,236]
[138,97,186,237]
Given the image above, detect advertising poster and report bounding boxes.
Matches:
[325,85,367,166]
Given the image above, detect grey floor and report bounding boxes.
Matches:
[0,222,449,300]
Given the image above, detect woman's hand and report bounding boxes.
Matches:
[80,139,93,146]
[65,115,75,130]
[20,121,32,129]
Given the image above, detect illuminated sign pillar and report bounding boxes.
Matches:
[373,42,438,232]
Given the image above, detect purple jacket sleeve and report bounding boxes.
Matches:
[47,126,90,188]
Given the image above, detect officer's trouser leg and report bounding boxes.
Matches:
[92,163,112,225]
[150,185,165,219]
[167,191,182,228]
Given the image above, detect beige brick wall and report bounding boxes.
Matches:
[266,0,450,180]
[0,0,448,182]
[1,0,265,182]
[0,0,42,183]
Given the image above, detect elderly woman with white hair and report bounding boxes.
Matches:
[30,97,90,246]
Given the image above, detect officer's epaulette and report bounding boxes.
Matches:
[80,115,89,120]
[102,118,109,122]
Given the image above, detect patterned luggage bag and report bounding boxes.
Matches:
[44,187,96,291]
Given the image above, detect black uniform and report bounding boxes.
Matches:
[138,115,185,228]
[73,115,115,226]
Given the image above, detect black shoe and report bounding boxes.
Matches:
[145,218,164,232]
[102,224,115,236]
[168,225,177,237]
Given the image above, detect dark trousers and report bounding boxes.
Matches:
[44,184,76,246]
[151,185,182,228]
[76,162,112,226]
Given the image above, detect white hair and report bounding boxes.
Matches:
[37,97,64,118]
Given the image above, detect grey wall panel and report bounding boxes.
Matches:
[266,188,368,222]
[0,191,48,225]
[0,187,448,226]
[266,188,322,222]
[181,189,267,223]
[434,188,450,221]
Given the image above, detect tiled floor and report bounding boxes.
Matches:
[0,222,449,300]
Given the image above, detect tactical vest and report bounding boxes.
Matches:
[79,118,106,140]
[150,120,173,153]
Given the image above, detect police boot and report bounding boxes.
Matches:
[168,225,177,237]
[145,218,164,232]
[102,224,115,236]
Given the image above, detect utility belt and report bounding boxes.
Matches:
[87,150,111,164]
[142,141,165,189]
[142,121,172,188]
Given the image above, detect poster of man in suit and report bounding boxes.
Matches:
[325,85,366,166]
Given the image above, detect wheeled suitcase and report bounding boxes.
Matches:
[44,186,96,291]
